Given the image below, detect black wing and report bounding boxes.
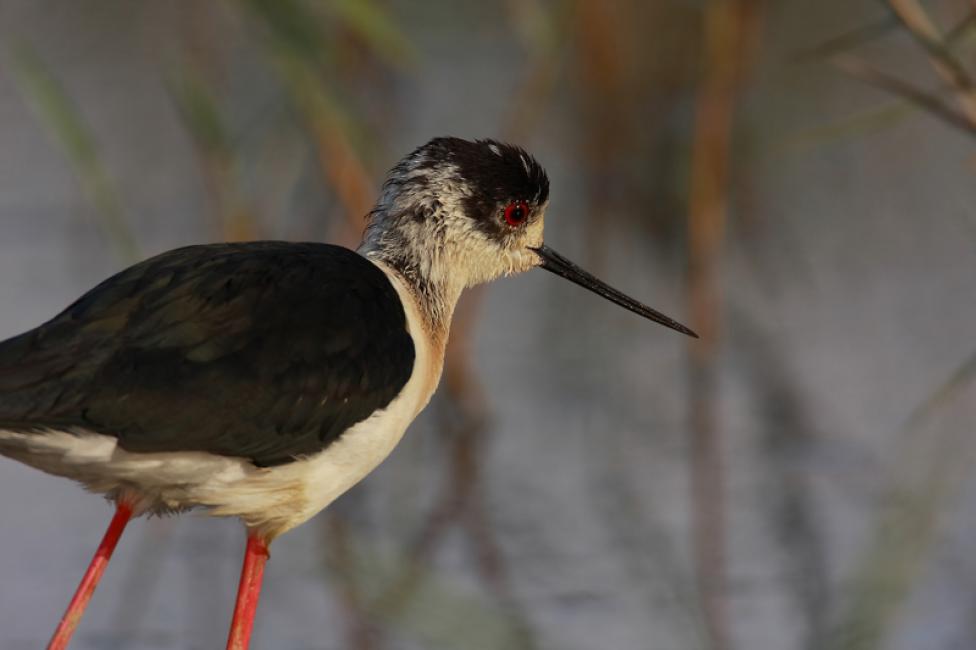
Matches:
[0,242,416,467]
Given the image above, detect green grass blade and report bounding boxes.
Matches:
[330,0,416,67]
[6,43,140,262]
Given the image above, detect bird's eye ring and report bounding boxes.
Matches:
[503,201,530,227]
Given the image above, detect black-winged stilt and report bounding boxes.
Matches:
[0,137,695,649]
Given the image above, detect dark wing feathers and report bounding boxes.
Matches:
[0,242,416,466]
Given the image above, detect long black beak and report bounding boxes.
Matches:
[532,244,698,338]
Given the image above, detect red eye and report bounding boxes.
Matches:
[503,201,530,227]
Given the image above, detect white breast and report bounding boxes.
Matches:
[0,261,444,540]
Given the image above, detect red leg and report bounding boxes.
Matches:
[48,502,133,650]
[225,533,270,650]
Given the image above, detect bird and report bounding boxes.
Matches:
[0,136,696,649]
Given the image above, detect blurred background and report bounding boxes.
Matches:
[1,0,975,648]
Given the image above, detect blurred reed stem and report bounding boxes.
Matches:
[793,8,976,149]
[574,0,628,271]
[830,54,976,136]
[7,43,140,263]
[169,67,262,241]
[687,2,763,649]
[828,355,976,650]
[326,514,379,650]
[273,52,376,241]
[241,0,383,244]
[885,0,976,122]
[827,4,976,138]
[817,4,976,647]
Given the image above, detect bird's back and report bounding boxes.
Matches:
[0,242,416,467]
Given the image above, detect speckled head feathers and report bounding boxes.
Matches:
[415,137,549,213]
[360,137,552,310]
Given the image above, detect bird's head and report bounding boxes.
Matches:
[361,137,695,337]
[362,137,550,288]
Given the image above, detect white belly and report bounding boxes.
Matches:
[0,263,443,539]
